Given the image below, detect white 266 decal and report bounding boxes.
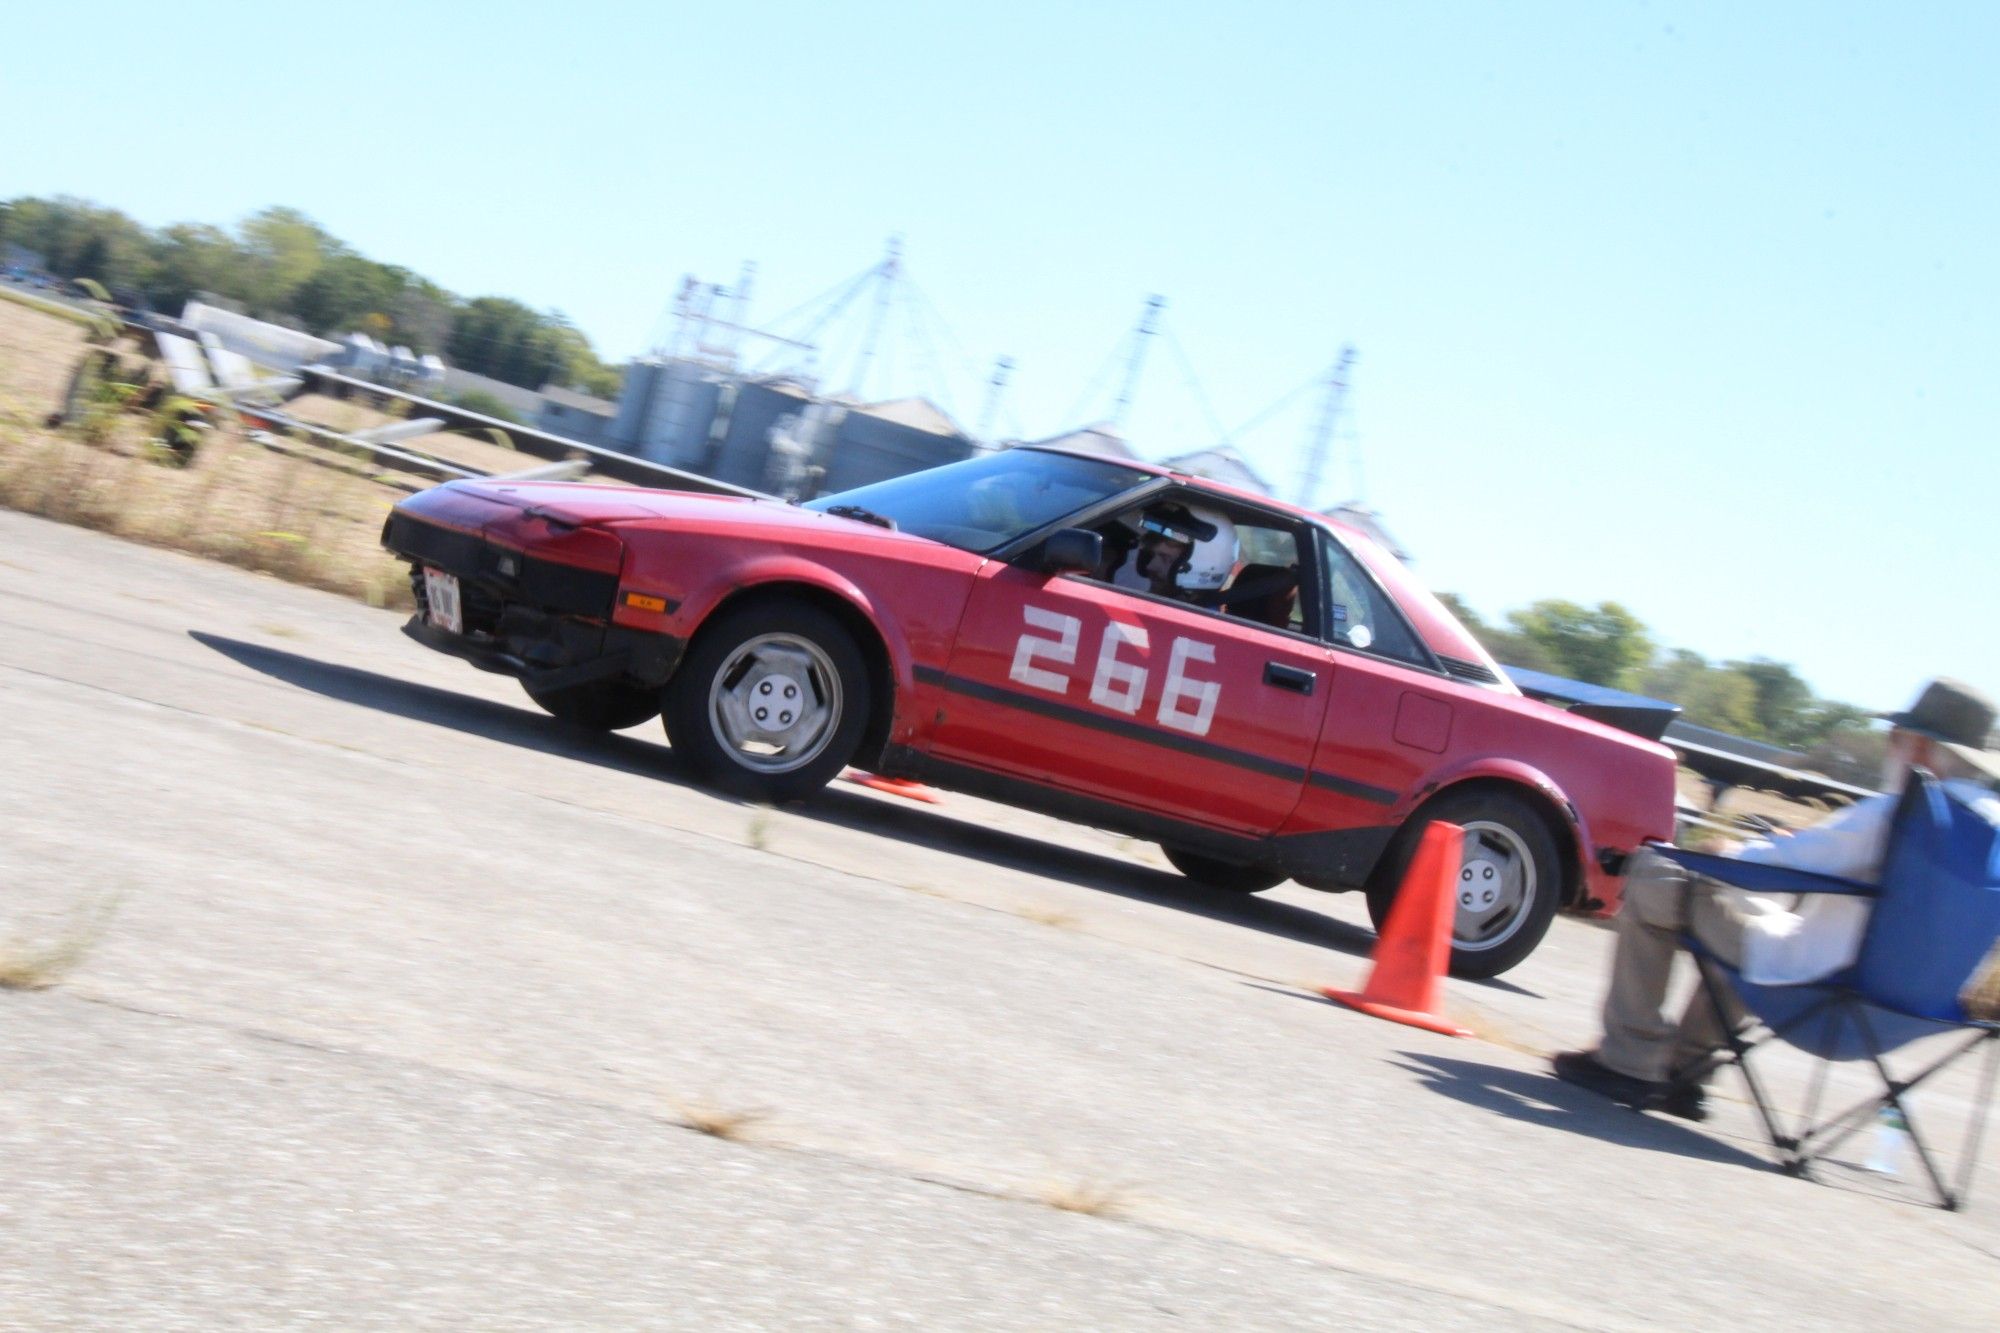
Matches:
[1009,605,1220,737]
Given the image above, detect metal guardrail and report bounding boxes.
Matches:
[296,365,769,498]
[244,415,485,484]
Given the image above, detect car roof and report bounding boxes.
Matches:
[1018,445,1367,542]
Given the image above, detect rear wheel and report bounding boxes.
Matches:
[664,597,871,803]
[1162,846,1286,894]
[522,679,661,731]
[1366,788,1562,979]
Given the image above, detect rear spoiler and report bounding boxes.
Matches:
[1505,667,1680,743]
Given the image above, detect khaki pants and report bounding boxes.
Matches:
[1595,849,1758,1084]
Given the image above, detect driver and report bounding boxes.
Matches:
[1111,504,1239,602]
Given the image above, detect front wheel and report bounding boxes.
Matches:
[522,679,661,731]
[664,597,871,803]
[1162,846,1287,894]
[1366,788,1562,979]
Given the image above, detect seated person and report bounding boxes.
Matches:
[1107,504,1239,604]
[1554,677,2000,1121]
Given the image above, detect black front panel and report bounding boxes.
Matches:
[383,514,617,619]
[383,513,484,576]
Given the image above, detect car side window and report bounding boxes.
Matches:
[1079,497,1315,638]
[1320,536,1427,665]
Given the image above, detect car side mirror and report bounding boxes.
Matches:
[1036,528,1103,576]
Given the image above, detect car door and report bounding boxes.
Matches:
[1286,527,1458,838]
[926,542,1334,837]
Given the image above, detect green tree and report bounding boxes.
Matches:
[1505,599,1653,687]
[145,222,247,312]
[1638,648,1708,703]
[4,197,155,291]
[543,315,621,396]
[448,389,522,424]
[1436,591,1558,672]
[1800,718,1888,787]
[386,273,454,355]
[1677,665,1761,735]
[448,296,568,389]
[1434,591,1484,631]
[237,206,335,316]
[1727,658,1817,748]
[291,253,405,336]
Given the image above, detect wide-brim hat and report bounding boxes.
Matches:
[1880,678,2000,784]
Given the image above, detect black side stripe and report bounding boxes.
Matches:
[1308,770,1400,805]
[912,664,1398,806]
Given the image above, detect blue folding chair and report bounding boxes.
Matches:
[1654,772,2000,1209]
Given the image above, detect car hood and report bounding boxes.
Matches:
[441,480,772,525]
[437,479,946,549]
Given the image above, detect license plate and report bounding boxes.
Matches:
[422,568,463,635]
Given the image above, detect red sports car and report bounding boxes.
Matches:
[382,447,1677,976]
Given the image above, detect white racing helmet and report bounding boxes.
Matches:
[1142,504,1239,593]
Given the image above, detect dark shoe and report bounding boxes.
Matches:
[1652,1081,1709,1123]
[1552,1050,1665,1109]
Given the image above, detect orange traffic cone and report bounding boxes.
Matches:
[1320,821,1472,1037]
[841,769,942,804]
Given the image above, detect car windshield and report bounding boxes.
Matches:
[804,449,1151,553]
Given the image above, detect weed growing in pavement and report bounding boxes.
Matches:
[0,893,121,992]
[672,1100,769,1141]
[1037,1178,1130,1218]
[1017,904,1079,930]
[745,808,774,852]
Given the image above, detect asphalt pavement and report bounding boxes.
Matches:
[1,508,1995,1330]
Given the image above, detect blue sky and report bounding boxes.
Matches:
[5,1,1994,712]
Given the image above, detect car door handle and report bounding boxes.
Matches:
[1264,662,1316,694]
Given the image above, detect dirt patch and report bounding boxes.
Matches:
[0,292,92,422]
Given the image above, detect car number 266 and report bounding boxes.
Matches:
[1008,605,1221,737]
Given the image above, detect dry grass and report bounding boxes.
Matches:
[0,300,415,611]
[0,936,93,991]
[1037,1178,1130,1218]
[744,808,774,852]
[1016,904,1079,929]
[672,1100,769,1141]
[0,895,120,992]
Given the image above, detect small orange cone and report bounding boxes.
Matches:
[841,770,942,804]
[1320,821,1472,1037]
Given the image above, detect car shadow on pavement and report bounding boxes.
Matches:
[1388,1050,1774,1170]
[190,632,1386,962]
[190,631,703,791]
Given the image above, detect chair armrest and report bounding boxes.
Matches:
[1650,844,1879,899]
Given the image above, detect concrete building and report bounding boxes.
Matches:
[606,357,729,468]
[536,386,617,445]
[1157,445,1272,495]
[815,397,974,495]
[1321,501,1411,563]
[1021,422,1139,459]
[600,355,973,500]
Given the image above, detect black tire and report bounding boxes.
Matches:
[1162,845,1287,894]
[522,679,661,731]
[664,596,872,803]
[1365,787,1563,980]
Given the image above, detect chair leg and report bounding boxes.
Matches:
[1848,1008,1960,1200]
[1948,1029,2000,1210]
[1693,955,1798,1159]
[1804,1027,1992,1160]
